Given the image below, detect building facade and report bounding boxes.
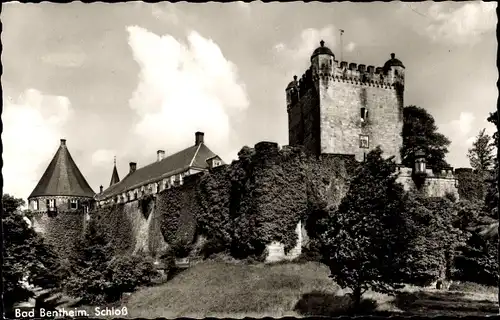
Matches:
[95,132,223,207]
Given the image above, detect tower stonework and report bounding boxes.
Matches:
[287,41,405,162]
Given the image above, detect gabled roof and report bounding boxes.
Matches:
[109,159,120,187]
[96,142,220,200]
[29,139,95,199]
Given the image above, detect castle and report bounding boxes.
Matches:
[286,40,458,199]
[28,40,460,262]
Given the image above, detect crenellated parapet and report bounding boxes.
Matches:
[396,165,456,180]
[286,42,405,110]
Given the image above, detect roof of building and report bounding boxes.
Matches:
[383,53,405,69]
[109,158,120,187]
[29,139,95,199]
[311,40,334,61]
[96,142,219,200]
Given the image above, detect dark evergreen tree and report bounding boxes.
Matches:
[401,106,451,170]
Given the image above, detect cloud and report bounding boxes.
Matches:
[272,25,339,76]
[425,2,497,45]
[91,149,116,167]
[2,89,72,200]
[126,26,249,162]
[285,25,337,60]
[345,42,356,53]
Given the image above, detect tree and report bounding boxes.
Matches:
[401,106,451,170]
[468,128,495,174]
[319,147,412,309]
[64,220,115,304]
[2,194,62,314]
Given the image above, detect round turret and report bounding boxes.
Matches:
[286,75,298,91]
[383,53,405,70]
[311,40,335,62]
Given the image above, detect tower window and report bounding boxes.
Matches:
[47,199,56,209]
[32,200,39,210]
[70,199,78,209]
[360,108,368,121]
[359,135,370,149]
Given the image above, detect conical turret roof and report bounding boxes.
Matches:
[109,157,120,187]
[29,139,95,198]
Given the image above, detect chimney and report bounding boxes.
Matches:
[129,162,137,174]
[157,150,165,162]
[60,139,66,146]
[99,185,103,193]
[391,53,395,59]
[195,132,204,146]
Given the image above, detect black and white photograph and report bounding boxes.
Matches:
[1,1,499,318]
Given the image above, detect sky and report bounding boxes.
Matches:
[2,1,498,201]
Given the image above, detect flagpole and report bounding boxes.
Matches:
[339,29,344,62]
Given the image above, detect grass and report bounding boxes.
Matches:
[122,260,336,318]
[50,260,499,318]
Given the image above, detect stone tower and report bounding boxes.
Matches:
[286,40,405,162]
[28,139,95,216]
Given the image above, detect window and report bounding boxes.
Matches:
[47,199,56,209]
[213,160,221,167]
[359,135,369,149]
[32,200,39,210]
[70,199,78,209]
[360,108,368,121]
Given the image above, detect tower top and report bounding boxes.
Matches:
[384,52,405,69]
[29,139,95,198]
[311,40,334,61]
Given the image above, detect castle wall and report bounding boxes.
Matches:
[318,79,403,162]
[288,89,321,155]
[396,167,459,199]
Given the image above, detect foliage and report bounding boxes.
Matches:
[2,194,63,312]
[107,255,159,300]
[401,105,451,170]
[468,128,495,173]
[64,219,116,304]
[93,204,134,255]
[453,199,498,286]
[243,144,308,255]
[65,218,158,303]
[194,144,311,260]
[318,148,412,308]
[403,196,469,285]
[487,110,498,146]
[484,110,498,217]
[455,169,486,202]
[196,166,233,254]
[157,182,199,258]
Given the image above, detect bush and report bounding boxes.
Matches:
[107,255,159,300]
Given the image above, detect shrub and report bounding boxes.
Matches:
[107,255,159,300]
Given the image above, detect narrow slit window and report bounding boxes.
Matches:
[360,108,368,121]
